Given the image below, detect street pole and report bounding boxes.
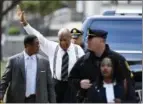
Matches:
[0,0,3,78]
[0,0,3,61]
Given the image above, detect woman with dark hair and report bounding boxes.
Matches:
[87,57,137,103]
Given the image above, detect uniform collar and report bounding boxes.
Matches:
[100,44,110,58]
[89,44,110,58]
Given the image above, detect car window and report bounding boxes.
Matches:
[89,19,142,51]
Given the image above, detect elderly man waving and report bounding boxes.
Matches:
[16,5,85,103]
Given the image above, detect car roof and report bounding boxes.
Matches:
[85,15,141,21]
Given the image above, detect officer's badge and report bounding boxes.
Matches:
[88,28,96,36]
[125,61,130,69]
[73,29,77,33]
[125,61,134,78]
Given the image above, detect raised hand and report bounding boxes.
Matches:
[16,5,27,26]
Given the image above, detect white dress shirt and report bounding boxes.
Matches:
[24,51,37,97]
[103,82,115,103]
[24,24,85,80]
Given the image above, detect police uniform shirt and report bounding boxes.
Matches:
[24,24,85,80]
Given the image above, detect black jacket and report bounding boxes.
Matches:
[87,81,137,103]
[68,44,134,102]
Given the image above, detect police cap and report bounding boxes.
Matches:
[71,28,83,39]
[88,28,108,39]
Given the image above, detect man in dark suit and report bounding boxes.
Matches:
[0,35,56,103]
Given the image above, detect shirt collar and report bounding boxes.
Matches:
[23,51,36,60]
[103,81,116,88]
[89,44,110,58]
[67,43,74,51]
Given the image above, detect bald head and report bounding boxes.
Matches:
[58,28,72,50]
[58,28,71,37]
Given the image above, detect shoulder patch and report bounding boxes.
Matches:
[125,61,134,78]
[125,61,130,69]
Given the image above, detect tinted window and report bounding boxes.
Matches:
[89,20,142,51]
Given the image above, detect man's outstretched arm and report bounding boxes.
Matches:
[16,5,58,55]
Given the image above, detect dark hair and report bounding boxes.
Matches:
[24,35,37,46]
[96,56,125,88]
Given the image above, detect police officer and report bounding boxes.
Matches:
[68,28,134,103]
[71,28,85,50]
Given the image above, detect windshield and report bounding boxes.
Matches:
[89,19,142,51]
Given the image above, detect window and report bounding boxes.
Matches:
[89,19,142,51]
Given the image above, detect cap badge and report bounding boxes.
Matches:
[73,29,77,33]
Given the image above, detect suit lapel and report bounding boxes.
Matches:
[114,85,119,98]
[18,52,41,84]
[114,83,124,99]
[18,52,26,81]
[100,87,107,103]
[36,55,40,82]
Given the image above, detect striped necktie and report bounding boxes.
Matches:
[61,51,69,81]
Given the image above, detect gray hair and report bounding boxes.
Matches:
[58,28,71,37]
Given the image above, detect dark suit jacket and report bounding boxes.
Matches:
[0,52,56,103]
[87,82,137,103]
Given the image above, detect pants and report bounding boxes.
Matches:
[25,94,36,103]
[54,79,68,103]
